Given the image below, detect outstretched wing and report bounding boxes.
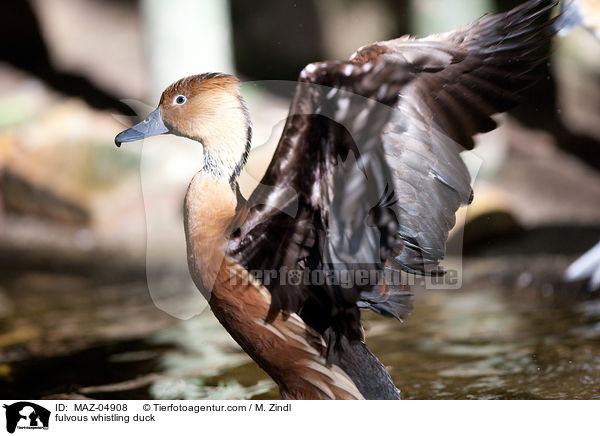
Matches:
[228,59,416,345]
[350,0,557,274]
[227,0,557,345]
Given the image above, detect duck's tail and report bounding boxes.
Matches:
[329,336,401,400]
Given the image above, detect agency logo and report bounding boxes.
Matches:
[3,402,50,434]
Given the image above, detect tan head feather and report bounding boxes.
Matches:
[159,73,251,180]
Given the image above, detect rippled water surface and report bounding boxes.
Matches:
[369,287,600,399]
[1,256,599,400]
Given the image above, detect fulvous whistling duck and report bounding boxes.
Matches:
[115,0,558,399]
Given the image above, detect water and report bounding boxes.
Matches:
[1,256,599,400]
[368,287,600,399]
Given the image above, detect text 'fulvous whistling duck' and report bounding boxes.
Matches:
[115,0,559,399]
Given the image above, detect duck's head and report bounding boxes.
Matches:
[115,73,251,182]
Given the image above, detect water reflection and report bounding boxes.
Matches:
[364,274,600,399]
[1,256,598,400]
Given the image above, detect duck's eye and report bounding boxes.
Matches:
[174,95,186,105]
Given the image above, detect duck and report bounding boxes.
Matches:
[115,0,558,400]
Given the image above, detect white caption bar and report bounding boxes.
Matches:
[0,400,597,435]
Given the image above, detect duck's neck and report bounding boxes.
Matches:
[184,173,238,299]
[200,95,252,185]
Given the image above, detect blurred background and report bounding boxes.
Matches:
[1,0,599,400]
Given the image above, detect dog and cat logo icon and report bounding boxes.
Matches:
[3,402,50,433]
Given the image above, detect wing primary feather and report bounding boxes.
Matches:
[227,0,558,350]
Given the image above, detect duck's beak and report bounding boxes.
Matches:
[115,106,169,147]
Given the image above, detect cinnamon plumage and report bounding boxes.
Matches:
[115,0,558,399]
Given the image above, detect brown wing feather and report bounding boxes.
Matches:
[229,59,414,347]
[350,0,557,274]
[351,0,557,148]
[228,0,558,346]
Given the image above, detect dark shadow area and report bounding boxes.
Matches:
[0,0,135,116]
[229,0,325,82]
[0,339,171,399]
[457,223,600,257]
